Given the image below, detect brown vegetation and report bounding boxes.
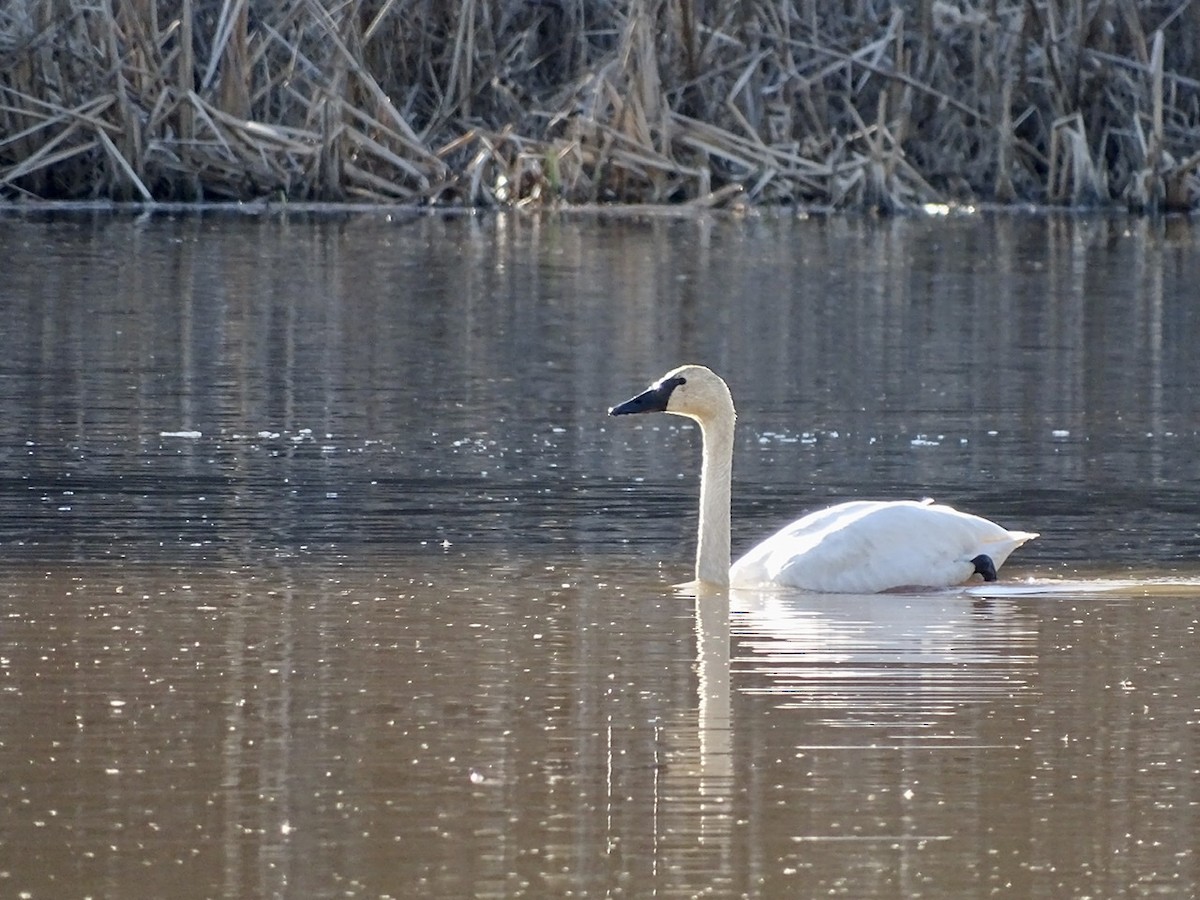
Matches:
[2,0,1198,210]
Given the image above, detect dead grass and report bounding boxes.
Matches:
[1,0,1198,210]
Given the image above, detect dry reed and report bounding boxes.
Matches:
[1,0,1198,211]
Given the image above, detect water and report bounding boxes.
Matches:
[1,208,1199,898]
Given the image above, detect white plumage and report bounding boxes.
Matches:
[729,498,1035,592]
[610,365,1037,592]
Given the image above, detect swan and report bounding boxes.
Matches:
[608,365,1037,592]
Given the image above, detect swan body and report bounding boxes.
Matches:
[728,498,1033,592]
[609,365,1037,592]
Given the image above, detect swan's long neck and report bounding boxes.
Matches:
[695,413,734,587]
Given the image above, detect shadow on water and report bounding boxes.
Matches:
[2,209,1200,897]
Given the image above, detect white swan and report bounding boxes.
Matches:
[609,365,1037,592]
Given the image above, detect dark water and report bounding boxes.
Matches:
[1,208,1199,897]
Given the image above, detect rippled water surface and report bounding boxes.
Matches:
[2,209,1199,898]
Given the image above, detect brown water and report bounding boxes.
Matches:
[1,209,1199,898]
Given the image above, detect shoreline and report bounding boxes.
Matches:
[1,198,1195,221]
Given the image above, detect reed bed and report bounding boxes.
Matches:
[2,0,1198,210]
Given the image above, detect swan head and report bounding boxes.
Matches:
[609,365,735,425]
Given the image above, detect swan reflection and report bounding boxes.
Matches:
[693,585,731,778]
[655,582,1042,892]
[641,584,734,887]
[730,587,1038,732]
